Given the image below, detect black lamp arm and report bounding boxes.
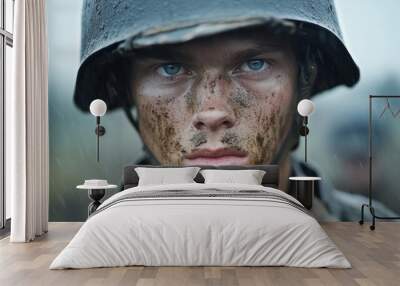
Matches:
[94,116,106,162]
[298,116,309,163]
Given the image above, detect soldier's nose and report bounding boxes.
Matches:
[193,109,235,132]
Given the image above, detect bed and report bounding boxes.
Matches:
[50,165,350,269]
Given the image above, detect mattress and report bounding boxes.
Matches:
[50,183,350,269]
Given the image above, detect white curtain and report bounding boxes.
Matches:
[7,0,49,242]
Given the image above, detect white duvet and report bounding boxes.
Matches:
[50,183,350,269]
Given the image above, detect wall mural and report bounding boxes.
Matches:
[48,0,400,222]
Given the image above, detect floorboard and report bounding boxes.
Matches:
[0,222,399,286]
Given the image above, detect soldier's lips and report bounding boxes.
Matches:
[183,148,249,166]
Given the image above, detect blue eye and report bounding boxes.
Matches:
[158,63,183,76]
[237,59,269,73]
[248,59,264,70]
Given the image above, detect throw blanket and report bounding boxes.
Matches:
[92,188,309,218]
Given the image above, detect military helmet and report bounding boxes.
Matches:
[74,0,360,112]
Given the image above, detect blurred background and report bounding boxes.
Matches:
[299,0,400,219]
[47,0,400,221]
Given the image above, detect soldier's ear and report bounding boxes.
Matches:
[298,51,318,100]
[108,54,136,108]
[305,61,318,98]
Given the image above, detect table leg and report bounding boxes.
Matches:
[88,189,105,216]
[297,181,314,210]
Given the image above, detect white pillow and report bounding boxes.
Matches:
[200,169,266,185]
[135,167,200,186]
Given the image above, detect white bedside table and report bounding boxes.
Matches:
[289,176,321,210]
[77,180,118,216]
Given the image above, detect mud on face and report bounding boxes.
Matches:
[132,26,298,165]
[137,98,183,165]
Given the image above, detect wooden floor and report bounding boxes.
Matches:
[0,222,399,286]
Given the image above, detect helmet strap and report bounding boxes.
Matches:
[123,106,139,130]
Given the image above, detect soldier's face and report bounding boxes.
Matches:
[131,29,298,165]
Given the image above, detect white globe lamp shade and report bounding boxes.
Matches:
[297,99,315,116]
[90,99,107,117]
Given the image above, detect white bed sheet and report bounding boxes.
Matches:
[50,183,350,269]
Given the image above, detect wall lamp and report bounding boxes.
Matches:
[297,99,315,163]
[89,99,107,162]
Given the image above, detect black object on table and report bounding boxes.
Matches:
[88,189,106,216]
[77,181,117,217]
[289,176,321,210]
